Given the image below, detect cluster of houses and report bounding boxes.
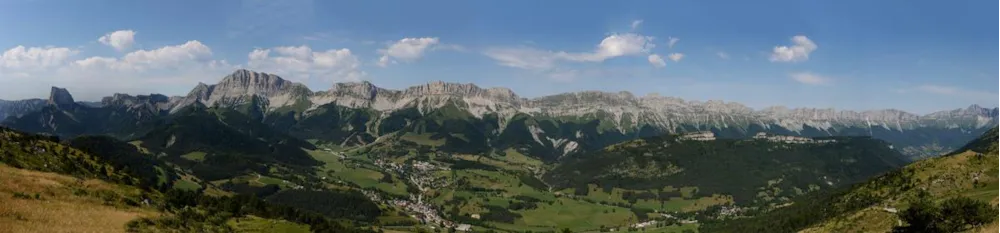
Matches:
[374,159,450,192]
[678,131,838,144]
[678,131,716,141]
[752,132,836,144]
[361,188,471,231]
[365,160,474,231]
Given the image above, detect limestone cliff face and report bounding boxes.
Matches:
[170,69,313,113]
[0,99,46,120]
[47,87,76,109]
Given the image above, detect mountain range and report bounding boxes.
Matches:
[1,69,996,160]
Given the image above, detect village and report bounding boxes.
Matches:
[367,157,475,231]
[678,131,838,144]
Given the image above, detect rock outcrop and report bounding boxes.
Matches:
[47,87,76,109]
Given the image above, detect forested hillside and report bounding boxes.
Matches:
[545,134,909,205]
[702,127,999,233]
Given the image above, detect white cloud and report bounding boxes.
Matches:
[377,37,440,67]
[789,72,831,85]
[98,30,136,51]
[486,33,655,69]
[630,20,643,30]
[484,33,657,81]
[0,46,79,71]
[667,53,684,62]
[770,35,817,62]
[716,52,730,60]
[555,33,655,62]
[483,47,559,70]
[75,40,214,72]
[1,41,233,101]
[647,54,666,68]
[667,37,679,48]
[248,45,365,82]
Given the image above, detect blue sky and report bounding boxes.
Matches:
[0,0,995,114]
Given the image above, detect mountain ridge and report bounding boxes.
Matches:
[1,69,996,160]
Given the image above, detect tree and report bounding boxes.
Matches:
[894,197,996,233]
[561,228,573,233]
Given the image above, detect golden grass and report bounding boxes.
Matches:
[0,164,160,233]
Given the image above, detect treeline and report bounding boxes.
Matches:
[134,189,375,233]
[265,189,382,222]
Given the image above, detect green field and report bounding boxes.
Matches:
[180,151,207,162]
[308,149,409,196]
[174,178,202,191]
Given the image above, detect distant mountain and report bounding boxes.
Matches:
[0,98,45,121]
[1,87,165,139]
[543,132,909,205]
[1,69,996,160]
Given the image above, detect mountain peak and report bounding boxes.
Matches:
[220,69,286,86]
[47,86,75,108]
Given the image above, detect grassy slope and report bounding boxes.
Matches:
[0,164,160,233]
[228,215,311,233]
[799,150,998,232]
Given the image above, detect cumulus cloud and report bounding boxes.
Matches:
[248,45,365,82]
[789,72,831,85]
[562,33,656,61]
[75,40,214,72]
[0,46,79,71]
[0,41,233,100]
[667,37,679,49]
[377,37,440,67]
[770,35,817,62]
[667,53,684,62]
[630,20,643,30]
[647,54,666,68]
[98,30,137,51]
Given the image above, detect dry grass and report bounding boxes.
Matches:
[976,221,999,233]
[0,164,160,233]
